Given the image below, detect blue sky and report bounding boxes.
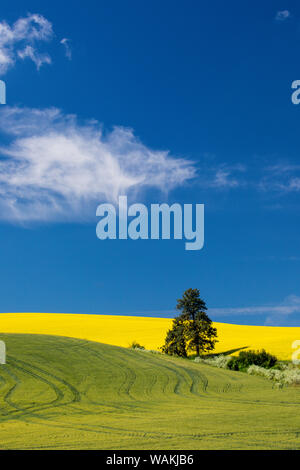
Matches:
[0,0,300,326]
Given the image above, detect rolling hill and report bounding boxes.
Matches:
[0,333,299,449]
[0,312,299,360]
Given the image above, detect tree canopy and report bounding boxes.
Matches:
[162,288,217,357]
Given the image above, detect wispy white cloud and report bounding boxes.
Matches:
[198,159,300,195]
[260,163,300,193]
[265,295,300,326]
[210,165,246,189]
[116,295,300,325]
[2,107,299,223]
[209,295,300,326]
[191,158,246,190]
[0,106,196,222]
[60,38,72,60]
[17,45,52,69]
[0,13,53,75]
[275,10,291,22]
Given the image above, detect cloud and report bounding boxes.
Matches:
[259,163,300,193]
[210,165,246,189]
[209,295,300,326]
[191,158,246,190]
[0,106,196,222]
[114,295,300,325]
[264,295,300,326]
[60,38,71,60]
[0,13,53,75]
[17,45,52,69]
[275,10,291,22]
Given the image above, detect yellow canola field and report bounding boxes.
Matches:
[0,312,299,360]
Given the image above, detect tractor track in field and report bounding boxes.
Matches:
[9,356,81,404]
[124,350,206,398]
[9,407,300,447]
[1,366,44,420]
[7,358,65,406]
[1,337,300,449]
[64,343,146,412]
[0,356,81,421]
[25,338,210,402]
[147,355,209,396]
[64,342,254,406]
[73,343,250,401]
[75,342,200,401]
[73,343,139,402]
[56,341,208,402]
[2,349,299,419]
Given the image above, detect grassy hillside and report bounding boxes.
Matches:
[0,313,299,360]
[0,333,299,449]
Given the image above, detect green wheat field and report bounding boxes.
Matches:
[0,333,299,450]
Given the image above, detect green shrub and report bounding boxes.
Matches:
[129,341,145,350]
[247,364,300,386]
[194,354,231,369]
[227,349,277,371]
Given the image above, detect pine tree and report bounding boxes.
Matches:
[161,317,187,357]
[162,288,217,357]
